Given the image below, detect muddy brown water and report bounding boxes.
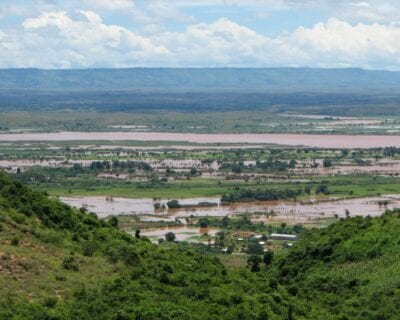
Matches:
[59,197,221,218]
[59,195,400,222]
[1,132,400,148]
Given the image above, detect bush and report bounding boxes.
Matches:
[9,211,26,224]
[199,218,209,228]
[62,256,79,271]
[42,297,58,308]
[35,229,63,245]
[167,200,181,209]
[119,245,140,266]
[247,240,264,255]
[11,235,20,246]
[55,274,67,281]
[263,251,274,266]
[247,255,262,272]
[165,232,176,242]
[323,159,332,168]
[154,202,161,209]
[316,184,329,195]
[105,247,120,264]
[82,241,97,257]
[108,217,119,228]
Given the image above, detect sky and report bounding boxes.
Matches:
[0,0,400,69]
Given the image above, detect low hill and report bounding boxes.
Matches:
[0,171,291,320]
[0,171,400,319]
[272,211,400,319]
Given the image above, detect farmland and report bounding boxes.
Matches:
[1,122,399,251]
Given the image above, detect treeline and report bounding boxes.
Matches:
[383,146,400,157]
[13,160,153,184]
[220,159,295,173]
[89,160,152,171]
[198,215,304,234]
[221,187,303,203]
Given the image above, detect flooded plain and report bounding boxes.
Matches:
[60,196,221,218]
[1,131,400,148]
[59,195,400,223]
[136,226,219,243]
[281,114,384,125]
[293,160,400,175]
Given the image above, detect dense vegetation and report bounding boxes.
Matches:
[220,160,295,173]
[221,187,304,203]
[0,171,293,319]
[1,171,400,319]
[269,211,400,319]
[197,215,304,234]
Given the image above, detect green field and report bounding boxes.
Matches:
[1,110,399,135]
[31,175,400,200]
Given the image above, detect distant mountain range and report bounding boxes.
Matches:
[1,68,400,92]
[1,68,399,115]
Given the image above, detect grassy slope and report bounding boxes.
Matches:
[1,171,400,319]
[0,172,291,320]
[273,212,400,319]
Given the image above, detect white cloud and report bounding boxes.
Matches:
[153,17,400,69]
[0,4,29,20]
[288,18,400,67]
[2,9,400,69]
[83,0,135,10]
[14,10,169,68]
[130,1,195,34]
[156,18,271,66]
[159,0,400,24]
[23,11,70,29]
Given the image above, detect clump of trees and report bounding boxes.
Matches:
[90,160,152,172]
[322,159,332,168]
[167,200,181,208]
[165,232,176,242]
[247,251,274,272]
[221,187,303,203]
[220,159,295,174]
[315,184,329,195]
[62,256,79,271]
[383,147,400,157]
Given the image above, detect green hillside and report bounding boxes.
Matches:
[0,171,399,319]
[0,171,292,320]
[270,213,400,319]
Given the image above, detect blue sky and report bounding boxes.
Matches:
[0,0,400,69]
